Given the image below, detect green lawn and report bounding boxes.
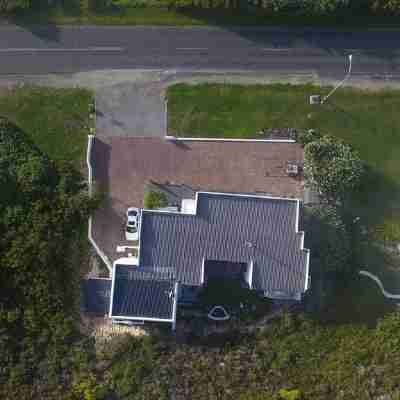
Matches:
[0,86,93,169]
[167,83,400,240]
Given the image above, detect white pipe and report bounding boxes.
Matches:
[359,270,400,301]
[322,54,353,104]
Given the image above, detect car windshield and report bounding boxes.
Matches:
[126,226,137,233]
[128,210,137,216]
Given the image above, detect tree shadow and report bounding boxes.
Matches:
[2,1,84,43]
[349,166,400,233]
[176,7,400,66]
[5,13,62,42]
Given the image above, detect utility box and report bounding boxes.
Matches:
[309,95,321,105]
[286,163,299,176]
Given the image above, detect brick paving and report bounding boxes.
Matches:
[92,136,304,263]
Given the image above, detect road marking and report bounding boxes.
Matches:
[262,48,291,51]
[176,47,208,51]
[0,47,124,53]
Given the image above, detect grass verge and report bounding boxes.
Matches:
[0,85,93,169]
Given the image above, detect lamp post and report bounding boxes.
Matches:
[321,54,353,104]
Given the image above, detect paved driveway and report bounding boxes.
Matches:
[92,136,304,263]
[95,81,165,137]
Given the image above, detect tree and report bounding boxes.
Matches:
[0,0,31,12]
[372,0,400,15]
[304,135,365,203]
[304,205,351,274]
[0,118,99,399]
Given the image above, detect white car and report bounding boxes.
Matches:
[125,207,139,241]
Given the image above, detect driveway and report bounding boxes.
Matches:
[92,136,304,263]
[95,80,166,137]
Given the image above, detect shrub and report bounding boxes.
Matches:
[296,128,322,146]
[304,135,365,203]
[278,388,302,400]
[143,190,168,209]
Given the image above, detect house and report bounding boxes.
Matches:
[108,191,310,330]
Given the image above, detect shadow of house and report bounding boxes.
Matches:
[146,181,197,209]
[81,278,111,315]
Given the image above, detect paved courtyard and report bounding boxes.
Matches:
[92,136,304,264]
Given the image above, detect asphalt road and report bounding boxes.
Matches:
[0,25,400,77]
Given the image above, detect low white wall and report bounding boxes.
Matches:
[165,135,295,143]
[87,134,112,274]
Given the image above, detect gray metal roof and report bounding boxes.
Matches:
[81,279,111,315]
[139,192,309,296]
[110,265,176,320]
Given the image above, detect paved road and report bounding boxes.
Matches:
[0,25,399,78]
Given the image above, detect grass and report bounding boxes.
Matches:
[0,85,93,169]
[3,4,400,27]
[167,83,400,240]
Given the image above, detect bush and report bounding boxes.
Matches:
[0,117,99,399]
[143,190,168,209]
[278,388,302,400]
[296,128,322,146]
[304,135,365,203]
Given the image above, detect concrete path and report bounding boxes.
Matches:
[95,80,166,137]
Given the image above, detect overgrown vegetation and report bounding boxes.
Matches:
[2,0,400,25]
[143,189,169,209]
[89,311,400,399]
[0,118,101,399]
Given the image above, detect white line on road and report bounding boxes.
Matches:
[262,48,291,51]
[0,47,125,53]
[176,47,208,51]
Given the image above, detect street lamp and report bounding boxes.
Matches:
[321,54,353,104]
